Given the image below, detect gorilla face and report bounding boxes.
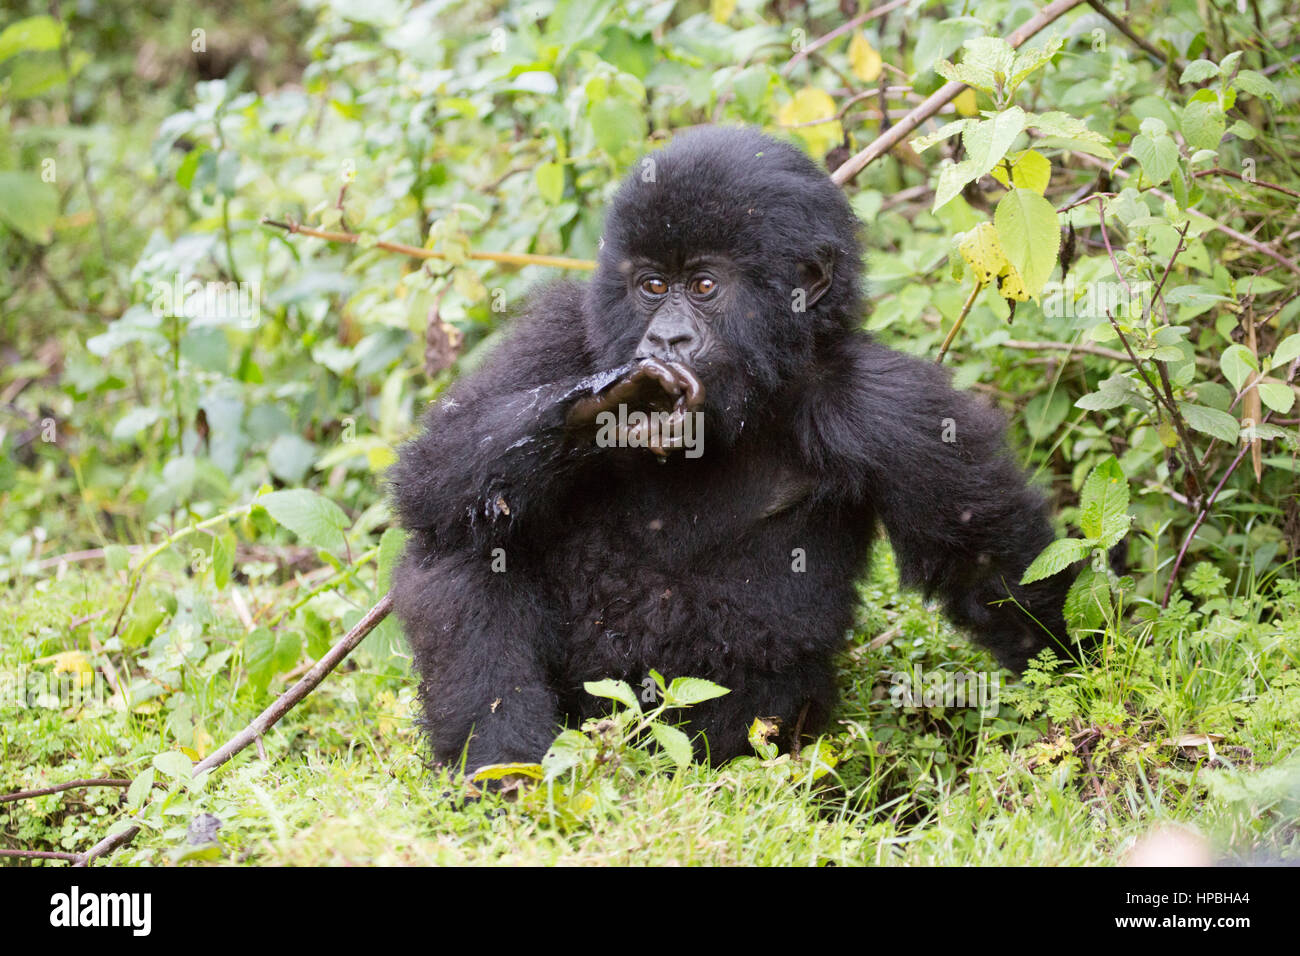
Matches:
[584,127,864,446]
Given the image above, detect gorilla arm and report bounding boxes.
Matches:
[798,336,1079,672]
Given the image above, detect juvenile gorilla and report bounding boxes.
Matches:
[391,127,1078,771]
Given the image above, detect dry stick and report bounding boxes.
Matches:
[830,0,1089,186]
[780,0,912,77]
[1162,355,1300,607]
[1,778,132,804]
[936,281,983,363]
[261,218,596,271]
[1193,167,1300,202]
[0,849,83,862]
[73,592,395,866]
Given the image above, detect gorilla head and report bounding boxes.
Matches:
[584,127,864,446]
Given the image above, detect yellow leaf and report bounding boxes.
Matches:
[50,651,93,675]
[193,726,214,759]
[954,88,978,117]
[710,0,736,23]
[996,264,1030,302]
[849,32,882,83]
[989,149,1052,195]
[366,444,398,472]
[777,88,842,159]
[958,222,1008,284]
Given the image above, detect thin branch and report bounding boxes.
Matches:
[73,592,396,865]
[1083,0,1180,69]
[0,849,82,862]
[936,281,983,363]
[1,778,132,804]
[831,0,1088,185]
[1192,166,1300,201]
[780,0,912,77]
[262,218,595,271]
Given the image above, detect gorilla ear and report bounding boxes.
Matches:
[796,243,836,307]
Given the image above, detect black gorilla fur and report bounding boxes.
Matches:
[391,126,1080,771]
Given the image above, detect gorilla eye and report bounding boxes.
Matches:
[640,277,668,296]
[689,276,717,297]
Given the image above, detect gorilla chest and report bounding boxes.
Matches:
[540,465,870,680]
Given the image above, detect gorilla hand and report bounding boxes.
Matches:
[566,358,704,456]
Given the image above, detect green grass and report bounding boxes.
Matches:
[2,548,1298,866]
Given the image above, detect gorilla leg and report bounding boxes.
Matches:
[393,547,560,770]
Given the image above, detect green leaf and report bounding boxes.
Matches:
[1130,131,1179,186]
[1063,566,1112,632]
[1179,59,1219,84]
[911,118,974,153]
[993,188,1060,299]
[1079,455,1129,540]
[1179,402,1239,443]
[244,626,276,687]
[535,162,564,205]
[584,679,641,713]
[1271,334,1300,370]
[0,171,58,243]
[1257,382,1295,414]
[212,527,235,590]
[1182,98,1225,151]
[1220,344,1258,391]
[0,16,63,64]
[962,107,1028,176]
[127,768,155,810]
[1232,69,1278,102]
[152,750,194,781]
[663,677,730,707]
[649,721,694,769]
[1021,537,1092,585]
[257,489,349,553]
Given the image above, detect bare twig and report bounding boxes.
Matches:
[1,778,132,804]
[831,0,1088,185]
[262,219,595,271]
[72,592,396,865]
[1083,0,1180,70]
[936,281,983,363]
[780,0,912,77]
[1192,166,1300,201]
[0,849,82,862]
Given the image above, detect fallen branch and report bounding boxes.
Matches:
[73,592,395,865]
[1,777,132,804]
[262,218,595,271]
[831,0,1088,185]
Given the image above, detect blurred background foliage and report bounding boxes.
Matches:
[2,0,1300,864]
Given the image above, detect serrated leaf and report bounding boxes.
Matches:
[664,677,730,707]
[257,489,349,553]
[911,118,974,153]
[1063,566,1112,632]
[994,187,1059,299]
[1179,402,1240,442]
[1130,131,1179,186]
[1021,537,1092,584]
[989,148,1050,194]
[1182,98,1225,151]
[1179,59,1219,84]
[649,722,694,769]
[1079,456,1128,538]
[584,678,641,713]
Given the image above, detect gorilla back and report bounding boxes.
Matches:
[390,126,1079,772]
